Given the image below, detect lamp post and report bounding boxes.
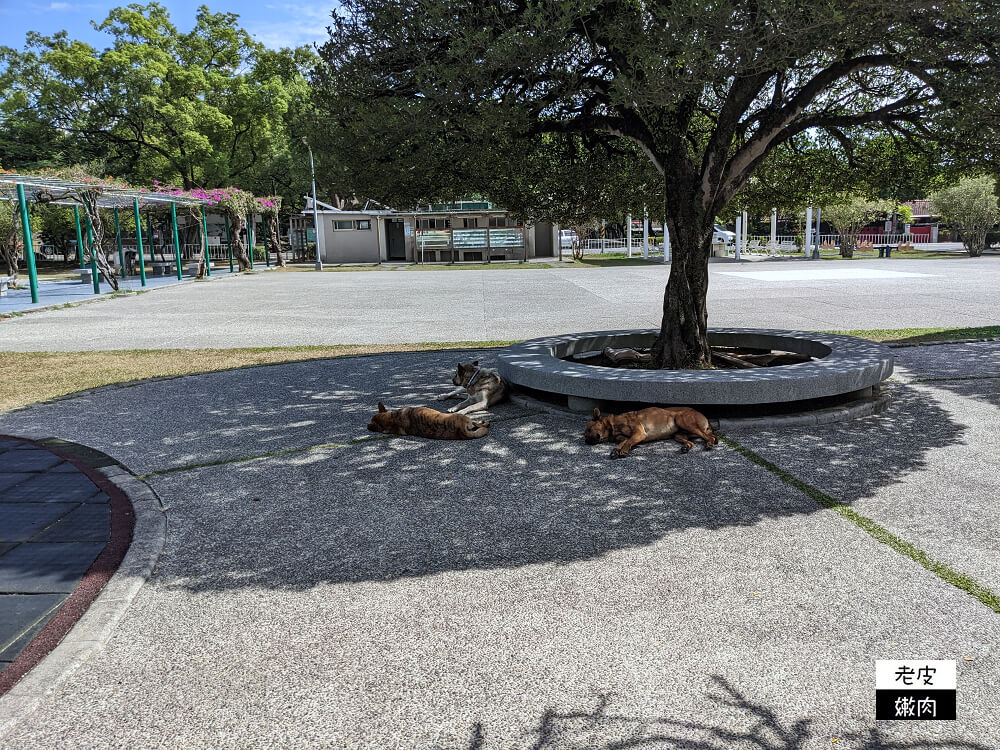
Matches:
[302,136,322,271]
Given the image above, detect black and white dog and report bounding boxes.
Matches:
[437,361,510,414]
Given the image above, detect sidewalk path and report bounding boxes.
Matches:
[0,343,997,747]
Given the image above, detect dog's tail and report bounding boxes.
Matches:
[465,420,489,439]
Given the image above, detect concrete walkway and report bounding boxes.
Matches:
[0,341,997,747]
[1,256,998,351]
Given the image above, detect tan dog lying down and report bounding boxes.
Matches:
[584,406,717,459]
[367,402,488,440]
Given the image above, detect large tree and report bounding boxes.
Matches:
[315,0,1000,367]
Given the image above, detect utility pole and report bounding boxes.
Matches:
[302,137,322,271]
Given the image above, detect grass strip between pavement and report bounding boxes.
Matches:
[719,434,1000,614]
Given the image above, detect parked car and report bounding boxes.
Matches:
[559,229,579,249]
[713,224,736,245]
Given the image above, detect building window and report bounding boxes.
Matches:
[417,218,450,229]
[488,216,508,227]
[333,219,371,230]
[463,217,480,228]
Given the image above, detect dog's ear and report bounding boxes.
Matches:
[377,401,387,412]
[592,408,601,420]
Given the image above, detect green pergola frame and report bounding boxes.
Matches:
[0,174,213,304]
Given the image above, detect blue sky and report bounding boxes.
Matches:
[0,1,335,50]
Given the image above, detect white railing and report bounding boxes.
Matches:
[747,233,931,248]
[580,237,668,259]
[748,235,798,245]
[855,233,930,244]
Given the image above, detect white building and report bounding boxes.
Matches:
[292,199,558,264]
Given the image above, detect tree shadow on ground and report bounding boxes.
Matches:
[137,355,965,592]
[464,677,989,750]
[0,347,971,592]
[892,340,1000,381]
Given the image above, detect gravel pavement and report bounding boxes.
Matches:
[0,344,997,747]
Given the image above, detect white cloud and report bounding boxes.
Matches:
[246,3,335,48]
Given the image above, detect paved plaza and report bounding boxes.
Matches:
[1,256,998,351]
[0,337,997,746]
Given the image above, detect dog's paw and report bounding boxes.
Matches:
[609,448,627,459]
[446,406,458,413]
[679,445,691,454]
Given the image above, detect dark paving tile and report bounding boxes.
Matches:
[0,439,27,453]
[83,492,110,505]
[36,440,118,469]
[0,542,105,593]
[0,543,17,556]
[48,462,83,473]
[0,607,61,664]
[0,503,77,542]
[31,504,109,543]
[0,450,63,473]
[0,473,34,492]
[1,472,100,503]
[0,593,64,650]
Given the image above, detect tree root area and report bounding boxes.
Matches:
[566,346,814,370]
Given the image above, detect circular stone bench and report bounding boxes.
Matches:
[497,328,894,409]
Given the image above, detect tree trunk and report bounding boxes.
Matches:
[267,218,286,267]
[964,227,986,257]
[3,223,20,282]
[650,211,714,369]
[230,213,252,271]
[840,233,856,258]
[2,248,18,282]
[195,217,208,279]
[77,201,119,291]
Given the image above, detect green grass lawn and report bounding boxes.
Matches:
[835,325,1000,343]
[817,247,996,260]
[0,341,515,413]
[2,326,996,414]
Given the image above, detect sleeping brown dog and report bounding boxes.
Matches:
[367,402,488,440]
[584,406,717,459]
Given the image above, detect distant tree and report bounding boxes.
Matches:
[0,3,316,212]
[317,0,1000,367]
[821,197,890,257]
[931,176,1000,257]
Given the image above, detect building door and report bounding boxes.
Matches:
[387,220,406,260]
[534,222,554,257]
